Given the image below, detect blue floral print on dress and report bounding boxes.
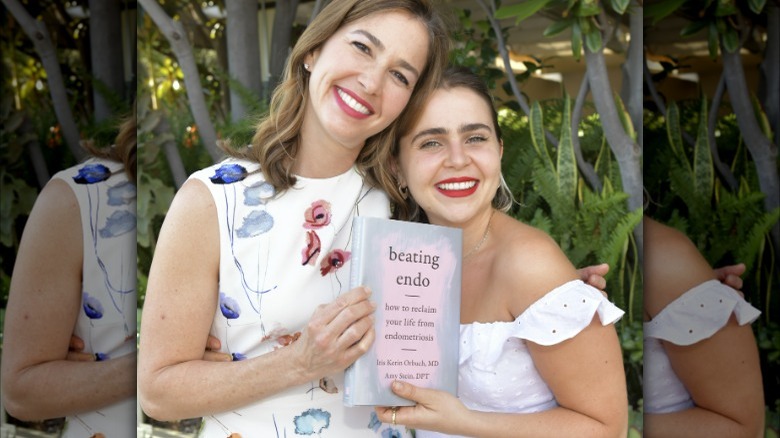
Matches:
[382,427,404,438]
[368,412,382,432]
[75,163,135,339]
[83,293,104,319]
[73,164,111,184]
[293,408,331,435]
[209,163,247,184]
[231,352,247,361]
[219,293,241,321]
[106,181,136,206]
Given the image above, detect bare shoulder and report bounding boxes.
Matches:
[492,213,579,316]
[644,217,716,318]
[145,178,220,296]
[155,178,218,249]
[18,178,82,265]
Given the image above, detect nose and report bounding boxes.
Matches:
[445,142,471,168]
[358,67,383,95]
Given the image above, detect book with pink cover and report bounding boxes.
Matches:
[343,217,462,407]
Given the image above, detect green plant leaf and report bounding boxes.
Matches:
[543,17,574,37]
[645,0,687,25]
[576,0,601,17]
[557,96,577,205]
[680,20,709,37]
[736,208,780,272]
[750,93,774,139]
[665,102,690,171]
[614,93,636,141]
[530,101,553,170]
[748,0,766,14]
[585,25,603,53]
[708,22,720,59]
[571,20,583,61]
[721,26,740,53]
[609,0,630,14]
[715,0,738,17]
[693,97,714,200]
[597,207,643,280]
[495,0,553,23]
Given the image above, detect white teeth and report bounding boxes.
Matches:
[437,181,476,191]
[337,88,371,115]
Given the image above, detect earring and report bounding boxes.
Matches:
[398,184,409,200]
[304,63,310,71]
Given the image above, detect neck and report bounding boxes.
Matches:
[294,130,362,178]
[463,209,495,260]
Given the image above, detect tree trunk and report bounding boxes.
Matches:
[226,0,263,122]
[621,0,643,148]
[152,111,188,189]
[138,0,221,162]
[2,0,86,161]
[21,117,50,188]
[269,0,299,88]
[722,48,780,248]
[572,74,603,191]
[707,74,738,190]
[309,0,325,24]
[761,3,779,147]
[89,0,124,122]
[585,47,644,257]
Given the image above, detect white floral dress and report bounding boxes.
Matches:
[643,280,760,413]
[55,158,137,438]
[417,280,624,438]
[191,158,412,437]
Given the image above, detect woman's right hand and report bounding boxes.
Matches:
[290,286,376,381]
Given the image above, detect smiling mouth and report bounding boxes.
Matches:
[336,88,372,115]
[437,180,477,191]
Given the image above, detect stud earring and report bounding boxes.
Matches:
[304,63,310,71]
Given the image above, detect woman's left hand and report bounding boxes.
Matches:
[375,380,470,434]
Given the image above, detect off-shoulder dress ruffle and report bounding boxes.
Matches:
[417,280,624,438]
[644,280,760,414]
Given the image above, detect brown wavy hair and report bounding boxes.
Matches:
[223,0,450,194]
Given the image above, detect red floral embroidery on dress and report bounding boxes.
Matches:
[277,331,302,347]
[320,249,350,276]
[302,230,321,266]
[303,200,332,229]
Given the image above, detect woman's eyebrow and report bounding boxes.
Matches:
[350,29,421,79]
[459,123,491,133]
[410,127,448,144]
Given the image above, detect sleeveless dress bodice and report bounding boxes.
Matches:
[55,158,137,438]
[191,159,412,437]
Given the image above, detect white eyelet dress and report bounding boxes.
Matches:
[417,280,624,438]
[54,158,137,438]
[189,158,413,437]
[643,280,761,413]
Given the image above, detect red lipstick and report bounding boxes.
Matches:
[334,86,374,119]
[435,177,479,198]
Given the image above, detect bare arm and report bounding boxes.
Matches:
[1,179,135,421]
[137,179,377,420]
[644,219,764,438]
